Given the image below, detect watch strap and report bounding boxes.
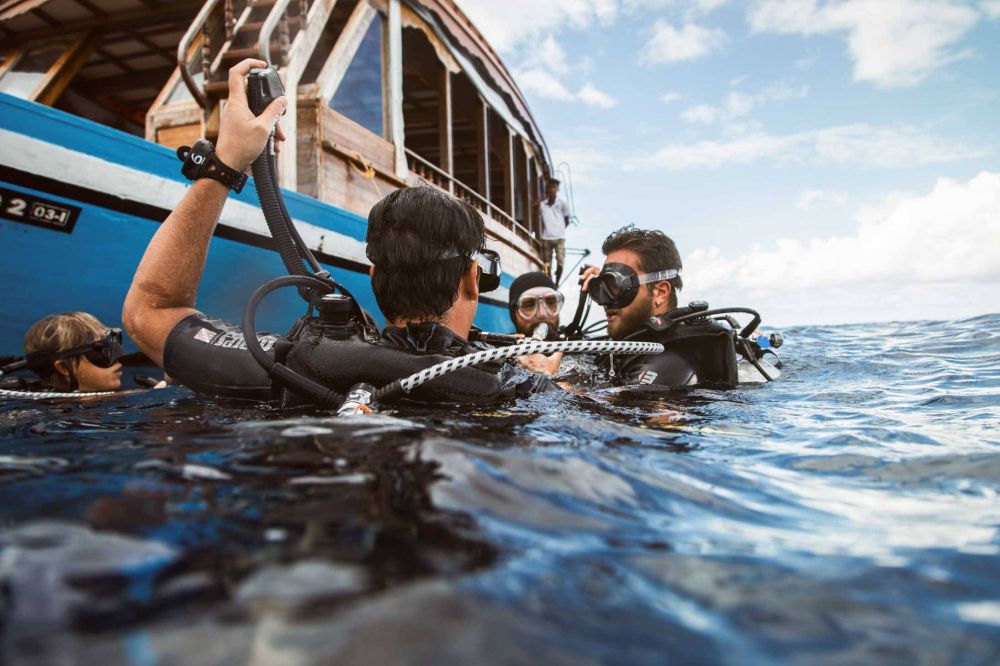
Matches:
[176,140,248,193]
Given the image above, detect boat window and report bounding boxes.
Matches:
[402,26,445,169]
[451,72,484,198]
[487,107,509,214]
[330,17,384,137]
[0,41,67,100]
[513,139,528,225]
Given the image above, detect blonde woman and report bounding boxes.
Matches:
[20,312,125,392]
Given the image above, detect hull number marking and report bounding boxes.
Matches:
[0,186,81,233]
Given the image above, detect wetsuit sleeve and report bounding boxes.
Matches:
[162,313,279,401]
[617,350,699,387]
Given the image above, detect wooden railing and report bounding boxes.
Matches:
[405,149,538,250]
[177,0,315,108]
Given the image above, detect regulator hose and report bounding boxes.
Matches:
[246,75,330,292]
[374,339,665,403]
[242,275,345,408]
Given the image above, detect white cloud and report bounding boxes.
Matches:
[982,0,1000,18]
[795,188,849,209]
[532,35,571,74]
[577,82,618,108]
[637,123,987,169]
[679,81,808,124]
[639,20,727,64]
[456,0,618,52]
[795,189,825,209]
[517,67,618,108]
[624,0,731,15]
[516,67,576,101]
[748,0,981,87]
[661,90,684,103]
[685,172,1000,325]
[680,104,721,124]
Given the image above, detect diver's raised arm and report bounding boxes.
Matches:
[123,59,287,366]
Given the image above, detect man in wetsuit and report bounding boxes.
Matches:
[123,59,546,404]
[507,271,565,375]
[581,225,738,387]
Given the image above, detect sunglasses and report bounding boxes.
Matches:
[517,291,564,319]
[587,263,680,309]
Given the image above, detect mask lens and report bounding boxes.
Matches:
[541,294,563,314]
[476,249,501,293]
[83,330,125,368]
[517,296,539,318]
[588,265,639,308]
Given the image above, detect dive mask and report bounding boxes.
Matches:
[587,263,680,309]
[26,328,126,374]
[516,290,564,319]
[368,244,501,293]
[473,249,501,293]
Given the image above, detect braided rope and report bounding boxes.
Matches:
[398,339,664,394]
[0,388,117,400]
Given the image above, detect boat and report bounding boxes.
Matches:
[0,0,553,354]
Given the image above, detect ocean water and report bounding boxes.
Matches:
[1,314,999,665]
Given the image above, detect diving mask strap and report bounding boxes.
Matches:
[637,268,680,285]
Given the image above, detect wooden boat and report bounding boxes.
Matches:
[0,0,552,353]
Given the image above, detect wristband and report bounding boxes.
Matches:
[176,139,248,193]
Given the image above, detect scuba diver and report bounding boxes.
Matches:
[0,312,125,394]
[507,271,565,375]
[579,225,781,387]
[122,59,556,408]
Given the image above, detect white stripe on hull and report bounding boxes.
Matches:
[0,128,513,302]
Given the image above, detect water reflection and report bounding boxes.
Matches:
[2,315,1000,664]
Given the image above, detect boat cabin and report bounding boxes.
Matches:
[0,0,551,270]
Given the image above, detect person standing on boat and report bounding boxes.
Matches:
[508,271,565,375]
[122,59,549,404]
[536,179,571,284]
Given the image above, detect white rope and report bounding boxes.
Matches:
[398,339,664,393]
[0,388,117,400]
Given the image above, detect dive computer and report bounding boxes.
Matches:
[176,139,248,193]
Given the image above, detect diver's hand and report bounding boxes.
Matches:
[579,264,600,293]
[518,352,563,376]
[215,59,288,173]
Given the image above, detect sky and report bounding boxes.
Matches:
[455,0,1000,326]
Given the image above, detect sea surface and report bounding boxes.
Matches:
[1,315,999,665]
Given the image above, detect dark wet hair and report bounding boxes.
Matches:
[366,187,485,322]
[602,225,684,310]
[547,178,561,188]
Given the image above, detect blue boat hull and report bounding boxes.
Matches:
[0,93,515,355]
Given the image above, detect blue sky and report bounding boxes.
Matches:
[457,0,1000,325]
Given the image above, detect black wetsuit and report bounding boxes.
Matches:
[599,318,739,389]
[163,313,550,404]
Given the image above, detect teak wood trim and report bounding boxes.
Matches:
[31,32,97,106]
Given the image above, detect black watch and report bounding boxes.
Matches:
[176,139,248,193]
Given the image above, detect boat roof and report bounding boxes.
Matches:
[0,0,551,168]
